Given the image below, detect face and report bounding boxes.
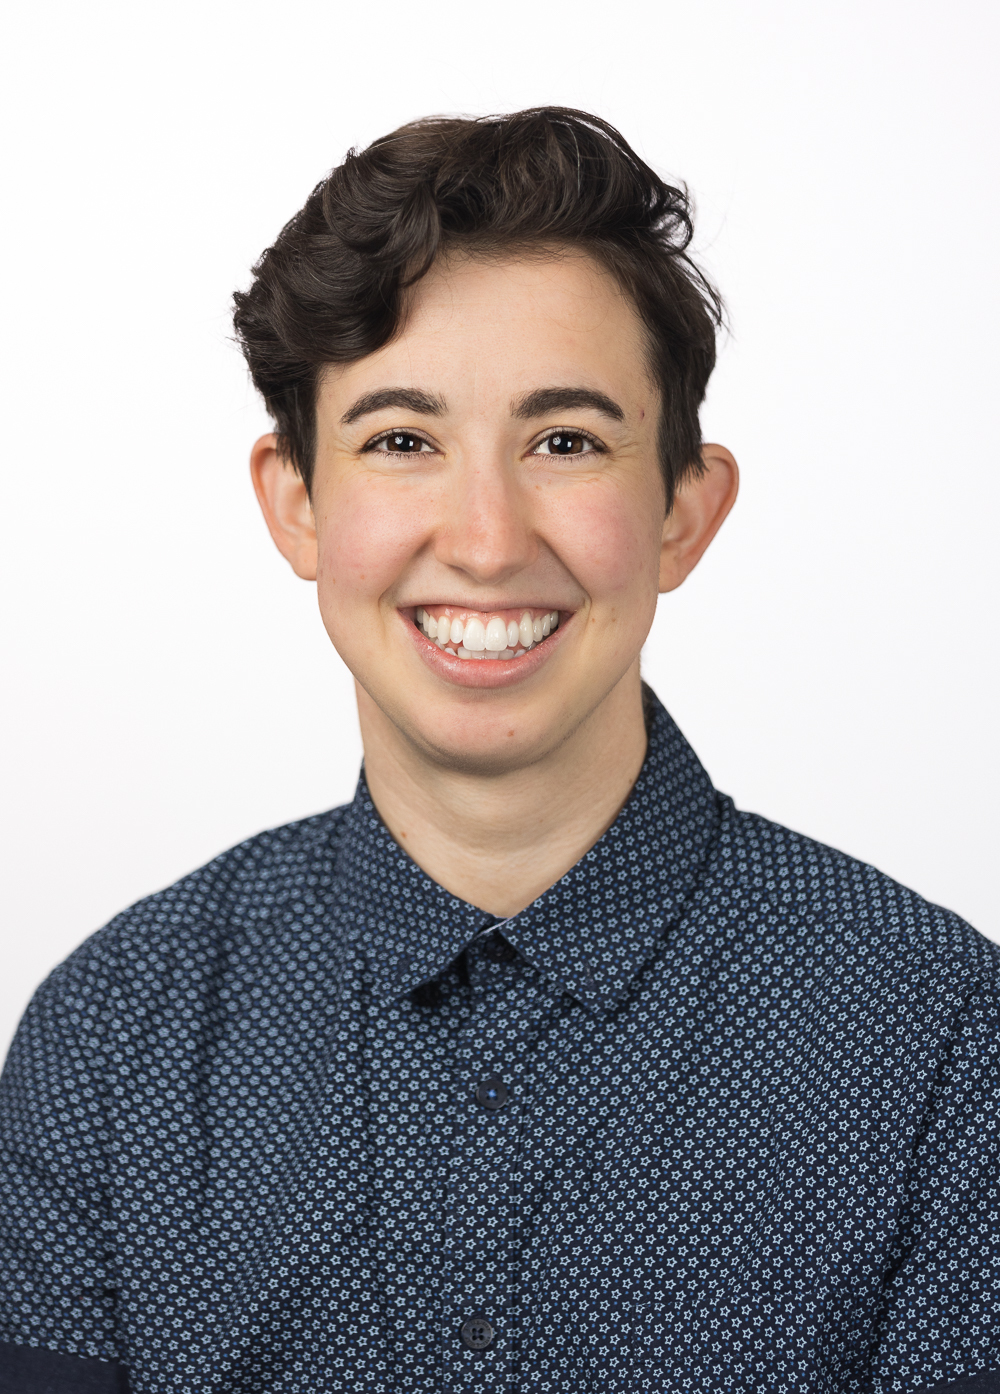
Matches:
[254,250,736,775]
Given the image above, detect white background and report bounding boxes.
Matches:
[1,0,997,1055]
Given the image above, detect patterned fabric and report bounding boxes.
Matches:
[1,690,998,1394]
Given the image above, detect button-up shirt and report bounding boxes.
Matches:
[1,692,999,1393]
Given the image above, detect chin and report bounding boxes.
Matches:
[410,714,561,777]
[355,680,567,775]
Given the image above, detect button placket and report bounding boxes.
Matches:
[442,937,539,1391]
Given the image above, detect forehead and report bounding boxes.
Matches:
[319,250,655,417]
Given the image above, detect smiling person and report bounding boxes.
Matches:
[1,110,998,1394]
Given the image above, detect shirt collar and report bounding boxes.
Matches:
[334,688,721,1016]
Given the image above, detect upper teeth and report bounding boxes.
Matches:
[414,607,560,659]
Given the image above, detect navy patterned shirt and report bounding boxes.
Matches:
[2,691,999,1394]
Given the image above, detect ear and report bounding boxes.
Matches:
[250,434,318,581]
[659,444,739,593]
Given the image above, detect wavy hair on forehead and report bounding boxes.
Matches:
[232,107,723,511]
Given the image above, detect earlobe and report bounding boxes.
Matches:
[249,434,318,581]
[658,444,739,593]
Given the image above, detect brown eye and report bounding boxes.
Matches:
[382,432,425,453]
[549,434,584,454]
[364,429,436,456]
[533,431,600,457]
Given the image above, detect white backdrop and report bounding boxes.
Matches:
[1,0,997,1055]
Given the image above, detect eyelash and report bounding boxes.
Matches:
[362,431,437,457]
[362,428,607,457]
[532,427,605,456]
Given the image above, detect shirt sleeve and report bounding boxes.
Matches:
[924,1376,1000,1394]
[869,983,1000,1393]
[0,945,126,1368]
[0,1340,129,1393]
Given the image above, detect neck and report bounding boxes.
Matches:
[357,666,648,917]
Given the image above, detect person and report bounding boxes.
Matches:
[1,107,997,1394]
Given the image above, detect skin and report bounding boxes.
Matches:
[252,250,738,915]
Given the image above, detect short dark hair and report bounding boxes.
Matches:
[233,107,722,509]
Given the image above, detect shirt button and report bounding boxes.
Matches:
[475,1076,510,1110]
[483,930,518,963]
[459,1313,496,1350]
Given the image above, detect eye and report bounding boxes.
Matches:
[365,430,436,456]
[531,430,603,457]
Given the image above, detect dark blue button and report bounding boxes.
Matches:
[475,1076,509,1110]
[460,1313,495,1350]
[482,931,518,963]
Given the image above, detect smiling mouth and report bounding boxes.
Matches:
[413,606,561,660]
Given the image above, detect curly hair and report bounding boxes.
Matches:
[233,107,722,510]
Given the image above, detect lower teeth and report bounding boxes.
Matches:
[453,645,528,660]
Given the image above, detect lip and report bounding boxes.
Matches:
[403,609,572,689]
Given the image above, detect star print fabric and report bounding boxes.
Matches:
[1,690,998,1393]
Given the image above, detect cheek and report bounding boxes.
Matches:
[551,482,663,608]
[314,483,429,609]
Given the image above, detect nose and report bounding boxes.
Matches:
[434,457,537,585]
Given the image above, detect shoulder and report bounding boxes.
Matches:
[32,805,353,1016]
[709,799,999,996]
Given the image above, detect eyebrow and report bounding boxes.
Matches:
[340,384,626,427]
[511,387,625,423]
[340,387,446,425]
